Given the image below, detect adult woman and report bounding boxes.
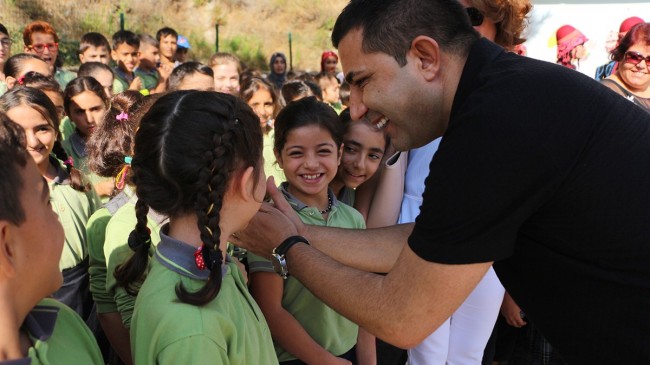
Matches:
[555,24,588,70]
[267,52,287,91]
[601,23,650,112]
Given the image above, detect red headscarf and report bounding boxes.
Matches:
[321,50,339,73]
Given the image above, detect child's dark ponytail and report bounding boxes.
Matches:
[129,90,263,307]
[114,199,151,296]
[176,129,235,305]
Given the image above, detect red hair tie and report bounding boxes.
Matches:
[194,246,207,270]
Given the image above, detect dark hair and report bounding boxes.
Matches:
[339,107,389,148]
[21,72,61,94]
[611,23,650,62]
[3,53,46,79]
[156,27,178,42]
[111,30,140,51]
[0,87,89,192]
[0,112,28,225]
[274,96,344,153]
[86,91,146,178]
[281,80,314,103]
[331,0,479,66]
[0,23,8,36]
[240,76,282,123]
[115,91,263,305]
[78,61,114,79]
[63,76,110,117]
[78,32,110,55]
[167,62,214,91]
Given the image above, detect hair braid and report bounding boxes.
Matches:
[114,198,152,296]
[50,140,89,192]
[176,127,236,305]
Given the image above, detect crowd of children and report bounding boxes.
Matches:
[0,17,391,365]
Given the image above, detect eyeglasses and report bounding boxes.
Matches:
[624,51,650,69]
[28,42,58,53]
[466,7,484,27]
[0,38,11,48]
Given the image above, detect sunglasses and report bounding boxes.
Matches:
[624,51,650,68]
[466,7,484,27]
[28,42,58,53]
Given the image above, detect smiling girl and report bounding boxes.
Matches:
[0,86,100,322]
[248,97,367,365]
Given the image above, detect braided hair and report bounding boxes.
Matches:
[0,86,90,192]
[114,91,263,304]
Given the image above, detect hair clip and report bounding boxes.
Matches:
[124,156,133,165]
[63,157,74,167]
[17,76,25,85]
[194,246,207,270]
[116,112,129,121]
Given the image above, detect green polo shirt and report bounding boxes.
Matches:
[131,227,278,365]
[54,68,76,89]
[48,157,101,270]
[134,67,160,91]
[60,131,113,203]
[58,116,75,145]
[5,298,104,365]
[103,197,166,327]
[112,78,124,94]
[248,183,365,362]
[87,188,134,314]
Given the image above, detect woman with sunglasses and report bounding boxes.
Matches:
[601,23,650,112]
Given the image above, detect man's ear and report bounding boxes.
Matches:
[409,36,442,82]
[0,222,17,278]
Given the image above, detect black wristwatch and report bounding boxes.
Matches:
[271,235,309,279]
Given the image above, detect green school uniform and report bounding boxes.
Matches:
[54,68,76,89]
[4,298,104,365]
[131,227,278,365]
[60,131,112,203]
[113,67,133,92]
[248,183,364,362]
[58,116,75,145]
[263,129,285,185]
[112,78,125,95]
[0,80,7,96]
[87,188,133,314]
[48,157,101,270]
[103,197,166,327]
[134,67,160,91]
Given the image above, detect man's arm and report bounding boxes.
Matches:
[286,241,491,348]
[233,178,410,273]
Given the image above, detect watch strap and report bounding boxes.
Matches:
[274,235,309,256]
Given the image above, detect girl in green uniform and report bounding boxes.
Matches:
[127,90,277,364]
[0,112,103,364]
[85,90,147,365]
[248,97,367,364]
[0,87,100,326]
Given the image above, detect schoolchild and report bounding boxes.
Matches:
[85,91,147,365]
[0,112,103,364]
[209,52,242,95]
[61,76,112,200]
[135,34,172,94]
[2,53,50,90]
[111,30,142,92]
[129,90,277,364]
[78,61,115,98]
[0,87,100,322]
[280,80,315,103]
[20,71,65,119]
[240,76,285,184]
[0,24,11,94]
[78,32,124,95]
[22,21,75,88]
[166,61,214,91]
[248,96,365,364]
[315,72,342,114]
[155,27,178,69]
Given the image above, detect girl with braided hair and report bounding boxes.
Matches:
[127,90,277,364]
[0,86,101,322]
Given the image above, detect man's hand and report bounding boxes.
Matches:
[230,177,305,258]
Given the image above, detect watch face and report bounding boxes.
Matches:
[271,253,288,278]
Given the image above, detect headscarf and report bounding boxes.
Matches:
[267,52,287,90]
[556,25,588,69]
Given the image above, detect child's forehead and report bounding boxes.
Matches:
[139,42,158,51]
[84,45,108,53]
[115,42,138,52]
